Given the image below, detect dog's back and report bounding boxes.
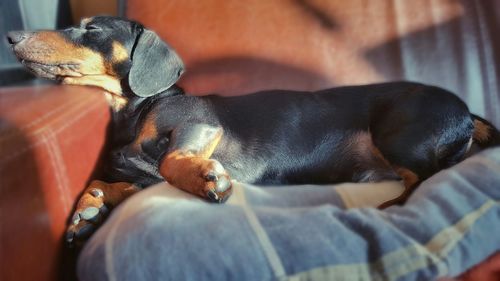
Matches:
[109,81,482,187]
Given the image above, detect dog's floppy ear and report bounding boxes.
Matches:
[129,30,184,97]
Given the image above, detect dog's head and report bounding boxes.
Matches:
[7,16,184,99]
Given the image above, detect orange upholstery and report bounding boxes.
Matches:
[127,0,499,124]
[0,85,109,281]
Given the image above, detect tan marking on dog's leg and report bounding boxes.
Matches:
[396,167,419,188]
[197,129,223,159]
[159,129,230,202]
[66,180,141,245]
[160,151,228,197]
[77,180,140,209]
[378,167,419,209]
[473,119,491,142]
[133,113,159,148]
[349,131,400,182]
[351,132,392,166]
[159,126,223,184]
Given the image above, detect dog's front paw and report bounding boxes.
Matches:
[65,181,140,247]
[66,187,109,247]
[161,157,233,203]
[201,159,232,203]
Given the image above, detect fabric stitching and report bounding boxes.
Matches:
[285,199,497,281]
[0,95,90,142]
[0,99,102,166]
[44,129,71,214]
[239,186,287,280]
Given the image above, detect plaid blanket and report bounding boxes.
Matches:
[78,148,500,281]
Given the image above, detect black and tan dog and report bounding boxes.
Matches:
[7,16,500,245]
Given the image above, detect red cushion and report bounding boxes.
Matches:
[0,85,109,281]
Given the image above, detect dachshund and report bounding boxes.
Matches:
[7,16,500,246]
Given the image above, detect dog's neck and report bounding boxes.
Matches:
[105,82,185,112]
[107,84,185,146]
[113,84,185,116]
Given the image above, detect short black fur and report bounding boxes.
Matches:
[100,81,477,191]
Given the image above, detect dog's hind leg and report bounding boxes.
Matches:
[344,131,422,208]
[349,131,402,183]
[378,168,420,208]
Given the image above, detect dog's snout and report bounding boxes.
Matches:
[6,31,31,45]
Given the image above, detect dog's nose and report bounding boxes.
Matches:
[6,31,30,45]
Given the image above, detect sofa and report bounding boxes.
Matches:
[0,85,110,280]
[1,0,499,280]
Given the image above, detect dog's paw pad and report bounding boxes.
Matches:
[66,211,104,247]
[66,190,110,247]
[80,207,100,222]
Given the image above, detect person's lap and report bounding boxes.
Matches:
[78,148,500,281]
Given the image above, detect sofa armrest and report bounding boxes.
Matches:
[0,85,110,281]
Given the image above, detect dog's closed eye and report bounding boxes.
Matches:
[85,25,101,31]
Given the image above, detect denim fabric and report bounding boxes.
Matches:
[78,148,500,281]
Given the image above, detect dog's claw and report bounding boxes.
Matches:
[71,213,81,225]
[205,172,218,182]
[190,159,233,203]
[66,201,108,247]
[207,190,219,202]
[66,229,75,244]
[89,188,104,198]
